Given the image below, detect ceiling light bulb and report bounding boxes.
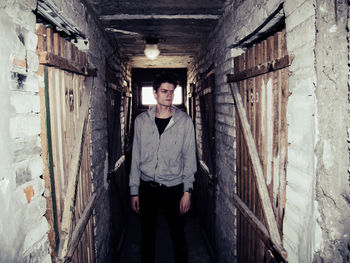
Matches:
[144,43,160,60]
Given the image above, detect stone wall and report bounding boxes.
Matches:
[0,1,51,262]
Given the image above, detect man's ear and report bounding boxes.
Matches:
[153,89,157,99]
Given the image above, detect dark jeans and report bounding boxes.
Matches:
[139,179,188,263]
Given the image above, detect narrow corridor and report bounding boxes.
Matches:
[119,210,212,263]
[1,1,350,263]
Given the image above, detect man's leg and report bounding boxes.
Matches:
[162,185,188,263]
[139,181,158,263]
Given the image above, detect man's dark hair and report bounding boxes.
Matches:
[153,72,178,91]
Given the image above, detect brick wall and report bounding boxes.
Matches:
[0,0,130,262]
[0,1,51,262]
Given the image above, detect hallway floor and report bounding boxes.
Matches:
[118,209,212,263]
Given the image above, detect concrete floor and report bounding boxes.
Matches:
[119,209,212,263]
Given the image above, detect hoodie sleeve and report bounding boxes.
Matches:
[129,116,141,195]
[181,117,197,192]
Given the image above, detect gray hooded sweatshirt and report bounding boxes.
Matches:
[129,105,197,195]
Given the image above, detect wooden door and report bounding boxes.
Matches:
[37,24,96,262]
[227,29,290,262]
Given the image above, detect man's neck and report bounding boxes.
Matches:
[155,104,173,118]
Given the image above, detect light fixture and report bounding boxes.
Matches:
[144,38,160,60]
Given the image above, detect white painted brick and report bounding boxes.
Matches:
[285,0,315,31]
[28,156,44,179]
[26,50,39,73]
[9,114,40,138]
[284,0,310,17]
[25,196,46,228]
[287,95,315,147]
[25,30,38,52]
[10,92,40,114]
[22,217,49,255]
[288,74,315,96]
[286,17,315,52]
[288,147,314,173]
[289,47,315,74]
[24,74,39,93]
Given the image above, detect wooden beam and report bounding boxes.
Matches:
[232,193,288,262]
[39,51,97,76]
[66,193,97,260]
[228,82,283,247]
[227,55,293,83]
[57,88,90,260]
[100,14,220,21]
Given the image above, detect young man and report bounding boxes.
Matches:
[129,72,197,263]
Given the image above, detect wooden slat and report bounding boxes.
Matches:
[48,67,64,226]
[66,193,96,260]
[232,193,287,262]
[40,64,59,254]
[229,82,283,247]
[57,88,90,260]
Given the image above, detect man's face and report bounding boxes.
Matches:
[153,82,175,107]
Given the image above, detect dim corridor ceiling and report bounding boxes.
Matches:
[86,0,229,68]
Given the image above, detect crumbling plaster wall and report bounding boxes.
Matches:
[0,1,51,262]
[313,0,350,262]
[190,0,327,262]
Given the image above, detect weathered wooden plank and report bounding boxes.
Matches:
[39,51,89,75]
[226,54,293,83]
[229,82,283,247]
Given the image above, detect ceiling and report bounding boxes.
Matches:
[86,0,229,68]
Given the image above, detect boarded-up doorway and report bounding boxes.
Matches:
[228,28,290,262]
[37,24,96,262]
